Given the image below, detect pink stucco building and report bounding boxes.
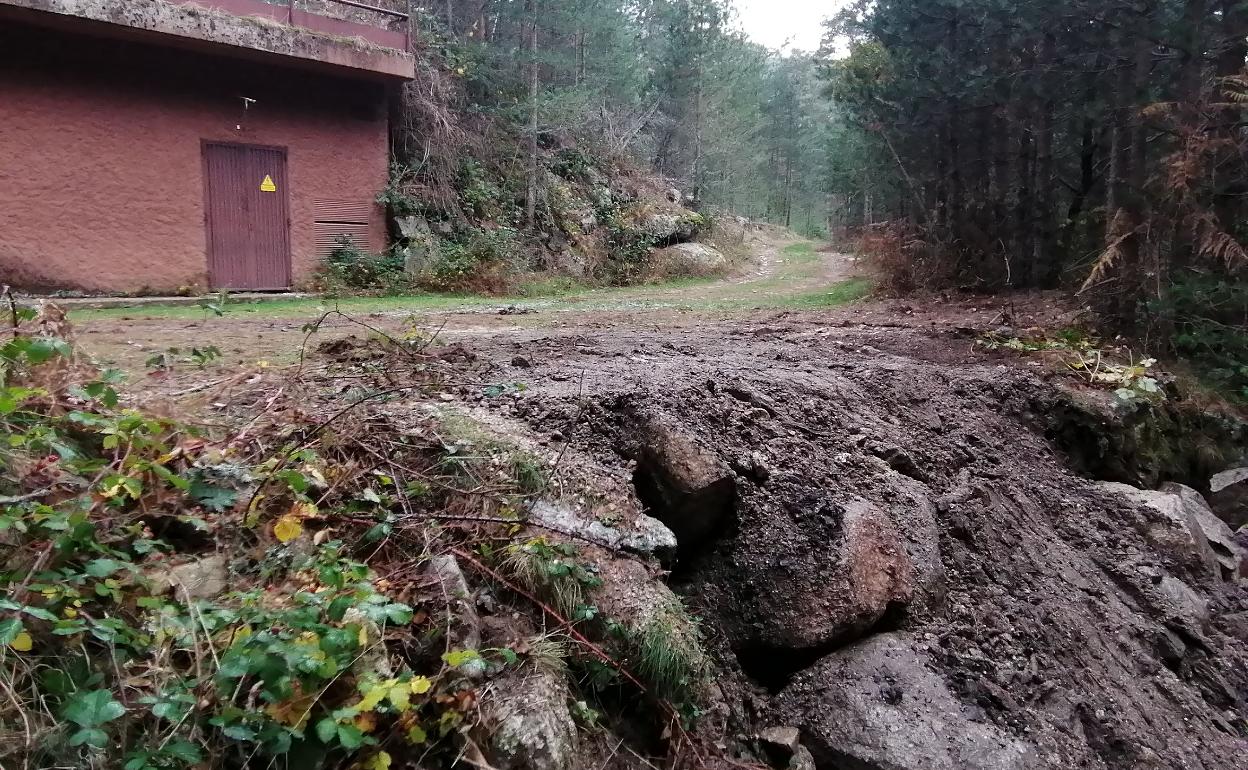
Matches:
[0,0,414,292]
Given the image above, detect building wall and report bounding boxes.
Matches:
[0,21,391,292]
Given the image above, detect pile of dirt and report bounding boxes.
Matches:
[453,319,1248,769]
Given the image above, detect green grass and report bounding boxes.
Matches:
[69,242,869,321]
[781,241,821,261]
[69,274,725,322]
[776,277,874,309]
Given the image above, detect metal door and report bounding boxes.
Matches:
[203,143,291,290]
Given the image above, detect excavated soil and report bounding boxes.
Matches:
[441,318,1248,770]
[70,245,1247,769]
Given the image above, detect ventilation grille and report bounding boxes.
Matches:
[314,199,372,257]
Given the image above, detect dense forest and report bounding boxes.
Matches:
[821,0,1247,393]
[388,0,831,237]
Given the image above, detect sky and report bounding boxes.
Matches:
[734,0,845,53]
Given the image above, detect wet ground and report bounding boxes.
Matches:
[66,236,1248,769]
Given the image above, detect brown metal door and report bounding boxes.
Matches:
[203,143,291,290]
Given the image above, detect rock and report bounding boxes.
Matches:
[526,499,678,561]
[511,356,532,368]
[1219,611,1248,643]
[486,664,577,770]
[639,211,702,243]
[633,415,736,548]
[888,476,948,616]
[1209,467,1248,528]
[649,242,727,277]
[425,555,486,678]
[151,554,227,599]
[343,607,393,678]
[809,499,915,645]
[395,215,436,275]
[759,726,802,759]
[779,633,1039,770]
[1155,574,1210,627]
[788,745,816,770]
[1100,481,1242,580]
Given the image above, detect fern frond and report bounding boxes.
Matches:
[1080,210,1136,293]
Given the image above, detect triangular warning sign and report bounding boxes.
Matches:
[259,175,277,192]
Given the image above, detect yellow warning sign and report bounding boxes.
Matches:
[259,175,277,192]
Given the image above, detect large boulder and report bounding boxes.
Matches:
[633,414,736,549]
[778,633,1039,770]
[1209,466,1248,528]
[649,243,728,277]
[770,498,914,649]
[639,210,704,243]
[1100,481,1242,580]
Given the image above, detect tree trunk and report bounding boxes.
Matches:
[524,0,539,229]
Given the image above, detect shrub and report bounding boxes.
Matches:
[322,237,411,295]
[422,226,520,293]
[1149,274,1248,401]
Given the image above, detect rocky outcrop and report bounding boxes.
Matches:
[638,210,704,244]
[779,633,1039,770]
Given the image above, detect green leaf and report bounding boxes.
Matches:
[84,558,125,578]
[164,739,202,763]
[316,717,338,744]
[384,603,413,625]
[62,688,126,728]
[0,617,22,645]
[442,649,480,667]
[190,479,238,512]
[222,723,256,740]
[337,724,365,750]
[69,727,109,748]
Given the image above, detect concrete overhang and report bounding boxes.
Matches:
[0,0,416,80]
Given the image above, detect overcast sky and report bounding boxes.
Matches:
[734,0,844,53]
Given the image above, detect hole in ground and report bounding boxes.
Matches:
[733,601,908,694]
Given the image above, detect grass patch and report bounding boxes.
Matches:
[777,277,874,309]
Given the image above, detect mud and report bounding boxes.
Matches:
[450,319,1248,769]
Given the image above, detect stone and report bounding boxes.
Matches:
[649,242,727,277]
[1100,481,1243,581]
[1155,575,1210,628]
[818,499,915,643]
[487,664,577,770]
[779,633,1039,770]
[759,726,802,759]
[425,555,486,678]
[511,356,532,368]
[526,499,678,561]
[151,554,227,599]
[788,745,816,770]
[633,414,736,548]
[1209,467,1248,529]
[396,215,436,275]
[343,607,393,678]
[639,211,701,243]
